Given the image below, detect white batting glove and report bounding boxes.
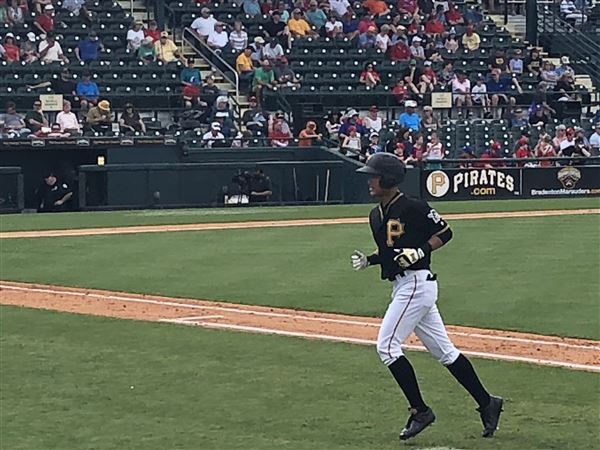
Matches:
[351,250,369,271]
[394,248,425,269]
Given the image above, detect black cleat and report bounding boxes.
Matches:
[477,395,504,438]
[399,407,435,441]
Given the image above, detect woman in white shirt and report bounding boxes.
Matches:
[341,126,362,156]
[424,131,444,168]
[325,111,342,141]
[127,21,145,50]
[375,25,391,53]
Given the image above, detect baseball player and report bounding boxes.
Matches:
[351,153,503,441]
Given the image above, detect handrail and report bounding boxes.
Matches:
[181,27,240,104]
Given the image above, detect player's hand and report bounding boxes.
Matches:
[351,250,369,271]
[394,248,425,269]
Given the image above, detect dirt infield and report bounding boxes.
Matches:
[1,208,598,239]
[1,281,598,373]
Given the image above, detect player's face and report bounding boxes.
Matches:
[368,176,385,197]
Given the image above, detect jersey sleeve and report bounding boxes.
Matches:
[410,199,450,237]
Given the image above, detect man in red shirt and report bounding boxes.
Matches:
[425,16,444,35]
[358,14,377,34]
[476,141,503,168]
[144,20,161,42]
[34,4,55,34]
[513,137,532,166]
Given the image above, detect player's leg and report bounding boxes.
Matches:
[414,303,503,437]
[376,272,436,440]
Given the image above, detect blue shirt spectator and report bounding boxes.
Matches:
[305,2,327,29]
[486,74,510,93]
[76,75,100,101]
[342,16,359,34]
[358,31,377,48]
[180,60,202,86]
[398,102,421,131]
[76,32,103,63]
[242,0,261,17]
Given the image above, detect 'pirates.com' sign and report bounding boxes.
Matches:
[423,169,521,200]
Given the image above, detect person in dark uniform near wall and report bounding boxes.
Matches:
[351,153,503,441]
[37,172,73,212]
[249,169,272,202]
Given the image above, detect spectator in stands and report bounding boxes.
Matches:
[250,36,265,63]
[76,72,99,109]
[325,110,342,140]
[552,124,568,149]
[392,78,409,104]
[0,101,30,137]
[0,1,11,25]
[375,25,391,52]
[229,21,248,51]
[253,59,276,103]
[305,0,327,30]
[75,31,103,63]
[24,99,48,133]
[458,145,476,167]
[182,82,202,109]
[86,100,112,134]
[325,14,344,38]
[2,33,19,62]
[487,69,511,119]
[461,25,480,51]
[423,131,444,168]
[27,67,77,100]
[588,123,600,154]
[363,0,389,16]
[62,0,90,18]
[138,36,156,63]
[560,0,587,24]
[201,74,220,106]
[398,100,421,131]
[339,109,367,138]
[268,112,292,147]
[155,32,183,63]
[242,0,261,17]
[359,63,380,88]
[275,56,299,87]
[236,47,255,93]
[444,32,458,53]
[420,60,436,93]
[575,126,591,151]
[525,48,543,78]
[7,0,24,24]
[389,33,411,61]
[363,105,384,132]
[263,37,284,61]
[439,61,455,88]
[425,13,445,36]
[534,133,556,166]
[446,2,465,24]
[410,36,425,60]
[288,9,317,37]
[263,11,289,47]
[513,137,532,165]
[451,71,472,114]
[402,59,422,96]
[214,111,236,138]
[540,61,559,88]
[488,48,508,72]
[191,7,217,40]
[421,105,439,130]
[260,0,272,15]
[341,125,362,156]
[554,72,579,101]
[358,14,377,34]
[471,75,490,117]
[358,25,377,48]
[558,127,579,156]
[242,96,267,135]
[476,141,503,168]
[34,4,54,34]
[511,107,528,128]
[21,32,38,63]
[39,33,68,64]
[298,121,322,147]
[127,20,145,51]
[365,132,383,156]
[529,104,550,127]
[145,20,161,42]
[56,100,81,135]
[275,2,289,23]
[555,55,575,78]
[397,0,419,17]
[202,122,225,147]
[207,22,229,53]
[119,103,146,134]
[508,49,524,74]
[330,0,350,17]
[341,11,360,40]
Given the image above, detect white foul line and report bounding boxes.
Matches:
[159,319,600,373]
[2,283,597,353]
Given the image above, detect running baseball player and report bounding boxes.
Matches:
[351,153,503,441]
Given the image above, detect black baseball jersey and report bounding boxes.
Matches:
[368,192,450,280]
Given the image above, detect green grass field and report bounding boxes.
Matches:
[1,199,599,449]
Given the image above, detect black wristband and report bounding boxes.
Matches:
[418,242,433,256]
[367,254,381,265]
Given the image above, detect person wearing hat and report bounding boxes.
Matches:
[513,136,532,165]
[200,74,220,106]
[242,0,260,17]
[207,22,229,53]
[86,100,112,134]
[298,120,322,147]
[511,107,528,128]
[252,59,276,104]
[263,11,289,47]
[409,36,425,60]
[34,4,54,34]
[358,25,378,48]
[339,109,368,138]
[533,133,557,167]
[213,110,236,138]
[2,33,20,63]
[191,7,217,39]
[20,32,39,63]
[127,20,145,50]
[76,72,100,111]
[119,103,146,135]
[288,8,316,37]
[275,56,299,87]
[24,99,49,133]
[250,36,265,63]
[38,33,68,64]
[242,96,268,135]
[36,172,73,213]
[389,29,411,61]
[76,31,104,63]
[421,105,439,130]
[325,13,344,38]
[461,24,480,51]
[155,31,183,63]
[305,0,328,31]
[555,55,575,79]
[552,124,567,149]
[398,100,421,132]
[138,36,157,63]
[458,145,477,168]
[341,125,362,157]
[508,49,523,75]
[363,105,384,133]
[141,19,160,42]
[365,131,383,156]
[476,141,503,168]
[268,112,292,147]
[262,37,284,61]
[180,57,202,88]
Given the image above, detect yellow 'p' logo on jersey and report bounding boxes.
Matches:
[386,219,405,247]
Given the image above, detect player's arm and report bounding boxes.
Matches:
[351,249,380,270]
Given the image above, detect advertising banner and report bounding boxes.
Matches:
[422,168,522,200]
[523,166,600,197]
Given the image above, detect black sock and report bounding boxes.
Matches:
[388,356,428,411]
[446,353,491,408]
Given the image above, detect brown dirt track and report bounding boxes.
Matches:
[1,282,598,373]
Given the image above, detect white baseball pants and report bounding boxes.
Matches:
[377,269,460,367]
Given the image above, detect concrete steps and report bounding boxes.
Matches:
[489,14,526,38]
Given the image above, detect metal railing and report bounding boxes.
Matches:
[181,27,240,104]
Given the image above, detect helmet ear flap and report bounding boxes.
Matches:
[379,176,398,189]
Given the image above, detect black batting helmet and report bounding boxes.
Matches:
[356,153,406,188]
